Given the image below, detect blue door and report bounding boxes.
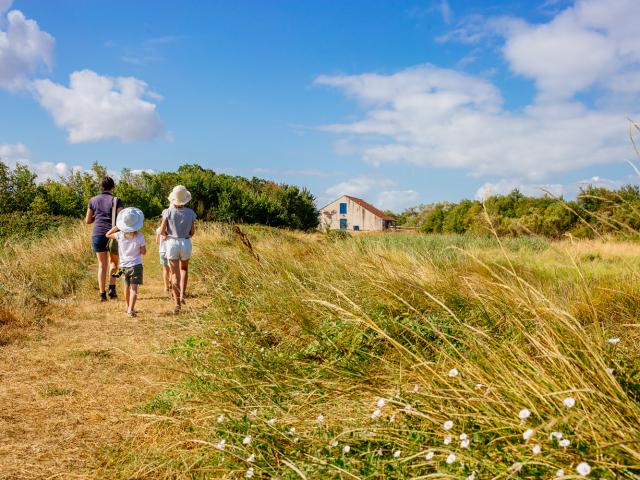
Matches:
[339,218,347,230]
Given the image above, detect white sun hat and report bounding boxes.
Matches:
[116,207,145,232]
[168,185,192,206]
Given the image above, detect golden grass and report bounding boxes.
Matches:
[99,225,640,479]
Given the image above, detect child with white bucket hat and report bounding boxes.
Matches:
[106,207,146,317]
[160,185,197,314]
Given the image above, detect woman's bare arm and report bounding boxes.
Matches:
[85,207,95,224]
[189,220,196,238]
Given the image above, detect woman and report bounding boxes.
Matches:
[85,176,123,302]
[160,185,196,314]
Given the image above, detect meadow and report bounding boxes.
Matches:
[1,221,639,478]
[92,224,638,479]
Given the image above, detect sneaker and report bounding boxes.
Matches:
[108,285,117,299]
[99,292,107,302]
[173,305,181,315]
[127,310,136,318]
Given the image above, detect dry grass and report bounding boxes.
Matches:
[98,225,640,479]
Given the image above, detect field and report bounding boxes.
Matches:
[1,222,639,478]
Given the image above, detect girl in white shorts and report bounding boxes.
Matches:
[160,186,197,314]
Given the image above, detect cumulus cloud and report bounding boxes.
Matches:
[0,142,81,180]
[0,7,54,91]
[33,70,164,143]
[376,189,421,212]
[325,175,395,197]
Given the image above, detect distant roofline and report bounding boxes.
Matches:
[318,195,396,221]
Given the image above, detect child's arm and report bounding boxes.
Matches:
[140,234,147,255]
[155,230,160,245]
[106,226,119,240]
[160,217,168,240]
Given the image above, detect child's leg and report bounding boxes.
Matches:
[123,278,131,309]
[163,264,171,291]
[169,259,181,307]
[129,284,138,312]
[179,260,189,302]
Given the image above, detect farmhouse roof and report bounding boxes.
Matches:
[345,196,395,221]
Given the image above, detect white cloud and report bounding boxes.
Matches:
[0,142,81,180]
[33,70,164,143]
[439,0,452,24]
[377,190,421,212]
[0,8,54,91]
[325,175,395,198]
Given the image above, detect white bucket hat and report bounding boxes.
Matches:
[168,185,192,206]
[116,207,144,233]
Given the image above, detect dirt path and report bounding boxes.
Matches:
[0,254,205,479]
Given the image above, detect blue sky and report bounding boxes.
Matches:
[1,0,639,211]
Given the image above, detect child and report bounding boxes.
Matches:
[106,207,146,317]
[155,208,171,293]
[161,185,196,314]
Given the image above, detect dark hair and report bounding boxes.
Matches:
[100,176,115,192]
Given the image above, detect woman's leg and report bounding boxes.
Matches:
[169,259,181,309]
[179,260,189,302]
[96,252,109,293]
[109,253,119,287]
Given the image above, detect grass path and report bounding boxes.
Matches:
[0,252,204,479]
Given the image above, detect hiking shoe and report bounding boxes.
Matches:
[99,292,107,302]
[173,305,181,315]
[108,285,117,299]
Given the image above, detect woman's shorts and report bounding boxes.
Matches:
[159,252,169,266]
[165,238,192,261]
[92,235,109,253]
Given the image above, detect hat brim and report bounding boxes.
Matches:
[116,217,144,232]
[168,192,192,206]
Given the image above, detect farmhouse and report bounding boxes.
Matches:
[319,195,396,231]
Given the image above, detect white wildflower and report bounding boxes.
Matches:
[413,384,420,393]
[425,450,435,460]
[576,462,591,476]
[563,397,576,409]
[288,427,296,434]
[459,433,468,440]
[372,409,381,419]
[559,439,570,448]
[460,439,470,449]
[518,408,531,420]
[443,420,454,430]
[448,368,459,377]
[474,383,483,390]
[512,462,523,472]
[393,450,401,458]
[556,469,564,477]
[330,440,338,447]
[316,414,324,424]
[246,467,254,478]
[217,414,225,423]
[375,449,383,456]
[389,414,396,423]
[243,435,252,445]
[403,404,412,413]
[342,445,350,453]
[215,439,226,451]
[446,453,456,464]
[247,454,255,463]
[377,398,386,408]
[606,368,615,375]
[550,431,563,440]
[607,337,620,345]
[293,436,300,443]
[467,471,477,480]
[267,418,276,426]
[532,444,542,455]
[523,428,534,440]
[444,436,452,445]
[249,409,257,418]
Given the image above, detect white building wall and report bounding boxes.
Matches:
[319,195,384,231]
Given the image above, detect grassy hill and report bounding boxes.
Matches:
[1,223,639,477]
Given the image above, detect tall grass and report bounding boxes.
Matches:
[0,222,93,344]
[103,224,640,478]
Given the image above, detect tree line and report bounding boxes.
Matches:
[395,187,640,238]
[0,161,320,230]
